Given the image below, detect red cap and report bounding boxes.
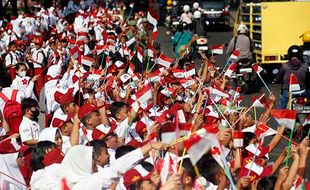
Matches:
[51,113,74,129]
[54,88,74,105]
[42,148,64,167]
[123,167,152,188]
[92,124,116,140]
[78,103,104,119]
[135,121,147,137]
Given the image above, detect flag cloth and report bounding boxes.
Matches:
[135,82,152,104]
[253,94,270,109]
[255,123,278,139]
[152,26,158,41]
[290,73,300,91]
[136,46,144,63]
[184,128,218,165]
[303,114,310,126]
[69,46,79,60]
[211,45,224,55]
[252,63,263,74]
[271,109,297,130]
[127,61,135,75]
[147,43,155,58]
[81,55,94,67]
[224,62,237,77]
[230,50,240,60]
[147,8,159,26]
[157,54,172,68]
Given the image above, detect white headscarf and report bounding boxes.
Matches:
[60,145,93,188]
[39,127,60,143]
[0,153,27,190]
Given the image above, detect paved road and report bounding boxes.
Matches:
[156,23,310,179]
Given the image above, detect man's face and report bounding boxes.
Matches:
[10,44,17,52]
[106,134,123,150]
[89,111,102,127]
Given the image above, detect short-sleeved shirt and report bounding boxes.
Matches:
[32,49,44,68]
[19,116,40,143]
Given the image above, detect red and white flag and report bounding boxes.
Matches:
[81,55,94,67]
[77,32,88,40]
[70,46,79,60]
[253,94,270,109]
[303,114,310,126]
[152,26,158,41]
[184,128,218,165]
[224,62,237,77]
[147,8,159,26]
[147,43,155,58]
[172,68,185,78]
[135,82,152,104]
[211,45,224,55]
[157,54,172,68]
[290,73,300,91]
[127,61,135,75]
[271,109,297,130]
[255,123,278,139]
[185,64,196,78]
[252,63,263,74]
[208,85,230,102]
[230,50,240,60]
[95,45,105,55]
[68,39,76,48]
[136,46,144,63]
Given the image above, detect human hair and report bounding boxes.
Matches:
[30,141,57,171]
[21,98,39,115]
[15,62,27,71]
[198,153,222,184]
[110,101,127,119]
[87,140,107,158]
[257,176,277,190]
[115,145,136,159]
[180,158,196,180]
[243,132,255,148]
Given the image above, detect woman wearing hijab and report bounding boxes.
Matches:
[60,141,165,190]
[38,127,63,150]
[0,152,27,190]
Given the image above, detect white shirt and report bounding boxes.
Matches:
[4,51,18,67]
[73,148,144,189]
[32,49,45,68]
[62,135,72,154]
[180,12,193,24]
[108,148,116,164]
[19,116,40,143]
[11,75,36,99]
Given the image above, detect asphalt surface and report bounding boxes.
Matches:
[156,19,310,179]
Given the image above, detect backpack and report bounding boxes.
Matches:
[0,90,23,135]
[37,50,48,67]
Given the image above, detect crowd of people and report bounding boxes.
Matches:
[0,0,309,190]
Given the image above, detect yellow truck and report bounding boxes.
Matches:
[234,2,310,66]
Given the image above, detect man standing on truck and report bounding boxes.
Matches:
[226,24,254,62]
[276,45,310,109]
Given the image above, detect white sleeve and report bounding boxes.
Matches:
[111,148,144,174]
[36,52,44,65]
[25,80,35,98]
[19,123,34,142]
[89,148,144,189]
[5,54,11,67]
